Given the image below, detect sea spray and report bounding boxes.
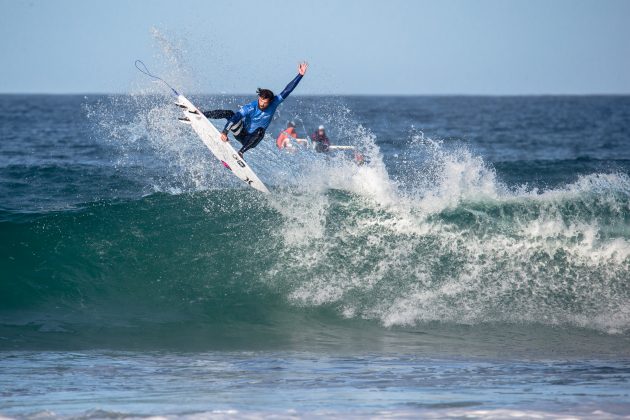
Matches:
[268,139,630,334]
[82,89,630,335]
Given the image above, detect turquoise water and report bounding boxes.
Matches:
[1,92,630,418]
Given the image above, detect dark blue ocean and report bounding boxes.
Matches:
[1,92,630,418]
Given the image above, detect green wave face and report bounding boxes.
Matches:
[2,172,630,350]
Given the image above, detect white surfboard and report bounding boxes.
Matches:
[175,95,270,193]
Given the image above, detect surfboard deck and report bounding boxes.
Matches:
[175,95,270,193]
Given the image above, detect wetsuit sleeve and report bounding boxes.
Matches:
[277,74,303,102]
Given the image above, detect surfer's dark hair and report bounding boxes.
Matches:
[257,88,274,100]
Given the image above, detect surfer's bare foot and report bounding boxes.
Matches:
[220,132,229,142]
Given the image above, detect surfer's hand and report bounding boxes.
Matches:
[298,62,308,76]
[220,132,228,142]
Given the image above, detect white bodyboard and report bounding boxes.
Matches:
[176,94,270,193]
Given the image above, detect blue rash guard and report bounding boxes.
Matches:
[222,74,303,135]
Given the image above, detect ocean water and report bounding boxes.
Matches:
[1,92,630,419]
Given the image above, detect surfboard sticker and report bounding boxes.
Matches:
[175,95,270,193]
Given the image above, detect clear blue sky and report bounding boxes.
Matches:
[1,0,629,94]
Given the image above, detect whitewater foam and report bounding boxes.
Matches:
[267,137,630,334]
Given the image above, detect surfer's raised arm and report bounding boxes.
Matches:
[278,62,309,102]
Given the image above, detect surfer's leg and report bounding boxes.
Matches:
[233,131,248,145]
[237,128,265,157]
[202,110,234,119]
[203,109,244,136]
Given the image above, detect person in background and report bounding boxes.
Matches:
[310,125,331,153]
[276,121,307,151]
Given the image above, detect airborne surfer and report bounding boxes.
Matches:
[202,62,309,158]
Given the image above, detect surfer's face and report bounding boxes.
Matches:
[258,96,271,110]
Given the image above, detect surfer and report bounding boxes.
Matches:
[203,62,309,158]
[310,125,331,153]
[276,121,307,151]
